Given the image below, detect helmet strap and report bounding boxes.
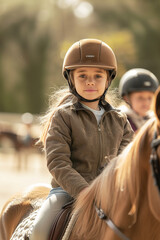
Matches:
[72,88,107,103]
[124,95,133,109]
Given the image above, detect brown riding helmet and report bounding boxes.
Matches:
[62,39,117,81]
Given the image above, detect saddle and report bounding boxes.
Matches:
[49,200,74,240]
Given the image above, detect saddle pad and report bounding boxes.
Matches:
[10,199,44,240]
[49,201,73,240]
[10,209,38,240]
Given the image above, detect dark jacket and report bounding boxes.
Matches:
[46,101,133,197]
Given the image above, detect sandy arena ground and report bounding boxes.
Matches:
[0,150,52,213]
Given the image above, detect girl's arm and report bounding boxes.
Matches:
[46,110,89,198]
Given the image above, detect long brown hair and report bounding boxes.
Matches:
[39,87,76,145]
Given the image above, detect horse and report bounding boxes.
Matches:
[0,130,43,170]
[0,86,160,240]
[0,130,40,152]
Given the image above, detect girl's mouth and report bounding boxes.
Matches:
[84,89,97,92]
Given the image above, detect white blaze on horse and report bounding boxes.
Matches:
[0,86,160,240]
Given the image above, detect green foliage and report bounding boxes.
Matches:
[0,5,51,113]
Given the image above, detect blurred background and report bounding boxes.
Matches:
[0,0,160,114]
[0,0,160,211]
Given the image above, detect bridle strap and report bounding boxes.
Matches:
[150,130,160,194]
[151,138,160,149]
[95,205,130,240]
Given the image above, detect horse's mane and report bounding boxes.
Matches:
[73,118,156,240]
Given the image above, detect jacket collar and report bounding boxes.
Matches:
[72,100,114,112]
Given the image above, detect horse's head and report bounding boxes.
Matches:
[148,86,160,222]
[153,85,160,162]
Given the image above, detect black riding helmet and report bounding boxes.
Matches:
[119,68,159,97]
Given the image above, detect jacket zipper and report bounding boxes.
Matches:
[97,121,103,175]
[97,112,109,174]
[78,107,106,175]
[84,109,103,174]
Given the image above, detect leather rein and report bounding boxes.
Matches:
[95,129,160,240]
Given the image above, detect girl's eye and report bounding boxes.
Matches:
[95,74,102,78]
[79,74,86,78]
[95,74,104,79]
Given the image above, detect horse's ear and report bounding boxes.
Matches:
[154,86,160,121]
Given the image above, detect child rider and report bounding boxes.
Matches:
[30,38,134,240]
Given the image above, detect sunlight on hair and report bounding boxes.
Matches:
[106,87,121,107]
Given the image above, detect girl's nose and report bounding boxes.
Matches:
[86,77,95,85]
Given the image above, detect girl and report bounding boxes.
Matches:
[30,39,133,240]
[119,68,159,132]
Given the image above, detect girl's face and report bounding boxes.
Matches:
[73,67,108,110]
[125,91,154,117]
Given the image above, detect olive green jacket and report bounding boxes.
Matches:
[46,101,133,198]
